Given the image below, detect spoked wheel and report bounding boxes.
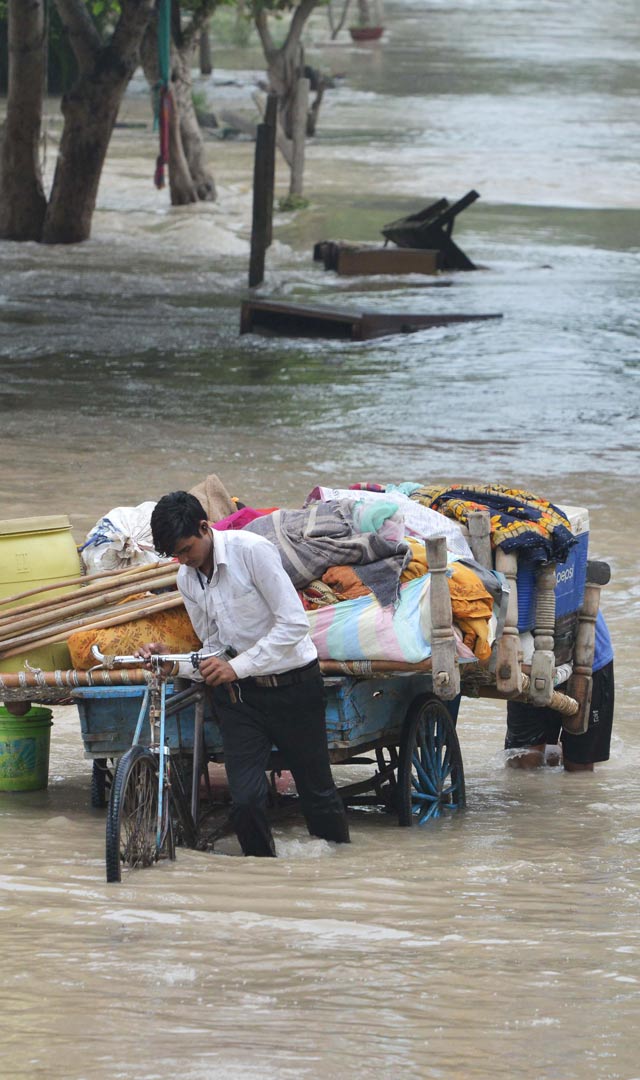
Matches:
[105,745,174,883]
[374,746,400,812]
[397,694,466,827]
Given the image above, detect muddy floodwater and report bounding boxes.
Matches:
[1,1,639,1077]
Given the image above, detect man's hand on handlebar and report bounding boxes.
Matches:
[198,655,237,687]
[134,641,174,677]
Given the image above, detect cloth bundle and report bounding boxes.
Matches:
[410,483,576,566]
[306,574,477,664]
[305,485,473,560]
[244,500,410,608]
[303,543,495,663]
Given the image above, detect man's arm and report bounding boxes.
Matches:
[229,542,313,680]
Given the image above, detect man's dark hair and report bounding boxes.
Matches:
[151,491,208,557]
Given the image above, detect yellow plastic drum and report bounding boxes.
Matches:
[0,515,82,674]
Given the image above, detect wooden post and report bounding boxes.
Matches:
[248,94,277,288]
[425,536,460,701]
[199,24,212,76]
[494,550,523,696]
[528,561,556,706]
[289,77,310,198]
[264,93,277,247]
[466,509,492,570]
[565,581,600,734]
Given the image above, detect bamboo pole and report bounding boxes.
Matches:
[0,668,151,690]
[319,658,434,676]
[0,573,178,638]
[0,593,183,656]
[0,561,176,619]
[476,673,578,717]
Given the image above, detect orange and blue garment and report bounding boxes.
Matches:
[409,483,576,566]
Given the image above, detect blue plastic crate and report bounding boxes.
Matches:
[516,507,589,631]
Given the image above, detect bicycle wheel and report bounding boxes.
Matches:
[105,745,174,883]
[397,693,466,827]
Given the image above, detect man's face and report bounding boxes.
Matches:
[172,522,212,569]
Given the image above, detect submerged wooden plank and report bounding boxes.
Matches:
[314,241,440,276]
[357,311,501,340]
[240,299,502,340]
[335,246,440,276]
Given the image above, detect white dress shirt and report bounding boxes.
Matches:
[176,527,317,680]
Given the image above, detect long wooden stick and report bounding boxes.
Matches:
[319,658,434,675]
[0,561,172,613]
[0,595,185,661]
[0,574,178,639]
[0,668,151,689]
[0,561,176,620]
[0,592,183,655]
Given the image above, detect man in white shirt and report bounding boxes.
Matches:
[139,490,350,857]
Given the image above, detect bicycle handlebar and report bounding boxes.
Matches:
[90,645,223,670]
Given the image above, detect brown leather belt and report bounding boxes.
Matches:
[250,659,320,689]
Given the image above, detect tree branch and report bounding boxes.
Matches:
[253,8,276,60]
[285,0,319,53]
[53,0,101,69]
[181,0,222,50]
[110,0,157,66]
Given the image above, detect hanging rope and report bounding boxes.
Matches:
[153,0,172,189]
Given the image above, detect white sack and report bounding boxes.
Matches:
[81,501,164,573]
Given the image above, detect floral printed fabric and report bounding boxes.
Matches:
[410,484,576,566]
[68,606,200,669]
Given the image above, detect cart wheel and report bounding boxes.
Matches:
[91,759,113,809]
[105,746,174,883]
[374,746,399,812]
[397,694,466,827]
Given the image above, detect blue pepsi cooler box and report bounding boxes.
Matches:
[517,505,589,631]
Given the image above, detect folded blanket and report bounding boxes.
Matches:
[306,575,477,664]
[400,540,494,660]
[244,500,410,607]
[410,483,576,566]
[306,485,473,560]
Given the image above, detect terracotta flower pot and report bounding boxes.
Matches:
[349,25,384,41]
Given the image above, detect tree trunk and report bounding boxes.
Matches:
[173,45,216,201]
[265,44,304,141]
[167,88,198,205]
[0,0,47,241]
[254,0,319,142]
[141,19,215,206]
[41,0,155,243]
[42,66,132,242]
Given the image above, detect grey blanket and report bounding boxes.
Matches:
[244,500,410,608]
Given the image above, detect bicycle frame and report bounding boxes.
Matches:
[93,646,212,853]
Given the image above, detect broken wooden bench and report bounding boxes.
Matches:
[313,241,441,276]
[381,190,480,270]
[240,298,502,341]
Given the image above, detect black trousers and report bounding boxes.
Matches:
[210,668,350,856]
[505,661,614,764]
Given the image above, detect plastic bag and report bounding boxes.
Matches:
[80,502,163,573]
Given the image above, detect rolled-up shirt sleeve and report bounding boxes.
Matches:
[229,542,315,680]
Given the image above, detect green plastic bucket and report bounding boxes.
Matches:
[0,706,53,792]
